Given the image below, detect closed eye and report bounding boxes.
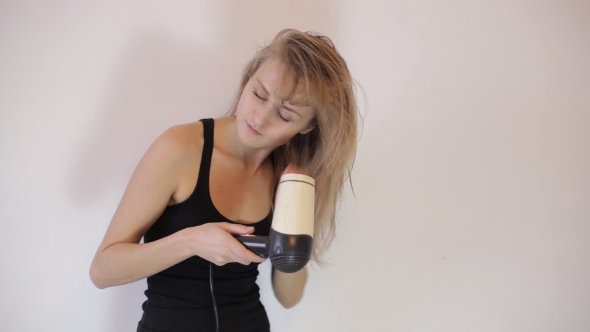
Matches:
[253,91,266,101]
[253,90,289,122]
[278,111,289,122]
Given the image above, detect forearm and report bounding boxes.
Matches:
[272,267,308,308]
[90,229,192,289]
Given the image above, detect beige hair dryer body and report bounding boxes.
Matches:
[236,173,315,273]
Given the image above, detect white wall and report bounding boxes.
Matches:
[1,1,589,331]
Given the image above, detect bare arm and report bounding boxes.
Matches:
[272,267,308,308]
[89,124,263,289]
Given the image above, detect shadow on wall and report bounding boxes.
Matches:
[65,0,339,206]
[66,1,336,330]
[64,27,235,206]
[67,28,229,332]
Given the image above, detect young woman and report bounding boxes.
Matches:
[90,29,359,332]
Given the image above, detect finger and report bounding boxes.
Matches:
[229,245,256,265]
[243,247,267,264]
[230,252,251,266]
[242,251,266,264]
[219,223,255,235]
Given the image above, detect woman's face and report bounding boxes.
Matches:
[235,57,315,150]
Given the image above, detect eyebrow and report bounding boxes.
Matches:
[281,103,300,116]
[255,78,270,95]
[255,78,301,116]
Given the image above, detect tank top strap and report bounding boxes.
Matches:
[196,118,214,197]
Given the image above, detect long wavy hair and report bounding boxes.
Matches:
[227,29,360,262]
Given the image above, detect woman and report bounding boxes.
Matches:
[90,29,359,332]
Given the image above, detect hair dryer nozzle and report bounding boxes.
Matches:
[268,229,313,273]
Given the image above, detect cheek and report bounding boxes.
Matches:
[235,92,250,113]
[272,129,299,146]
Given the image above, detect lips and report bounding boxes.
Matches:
[247,122,262,135]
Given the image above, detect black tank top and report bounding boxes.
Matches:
[138,118,272,332]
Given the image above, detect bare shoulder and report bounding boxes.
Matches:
[154,121,205,204]
[95,121,207,250]
[154,121,204,158]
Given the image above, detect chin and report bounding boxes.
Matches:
[237,123,261,147]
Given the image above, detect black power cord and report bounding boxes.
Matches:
[209,262,219,332]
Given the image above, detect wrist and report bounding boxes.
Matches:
[175,227,199,259]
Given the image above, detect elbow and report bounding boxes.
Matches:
[89,262,109,289]
[278,295,303,309]
[89,266,104,289]
[272,267,308,309]
[275,282,305,309]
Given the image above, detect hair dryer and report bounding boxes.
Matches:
[236,173,315,273]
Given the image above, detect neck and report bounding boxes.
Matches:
[217,115,274,174]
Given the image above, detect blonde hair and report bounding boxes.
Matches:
[228,29,360,262]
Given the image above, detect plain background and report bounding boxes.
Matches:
[1,1,589,331]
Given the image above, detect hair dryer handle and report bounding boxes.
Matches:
[235,235,268,258]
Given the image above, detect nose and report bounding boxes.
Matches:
[252,102,275,128]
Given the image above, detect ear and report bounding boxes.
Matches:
[298,125,315,135]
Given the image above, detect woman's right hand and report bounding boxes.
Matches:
[185,222,266,266]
